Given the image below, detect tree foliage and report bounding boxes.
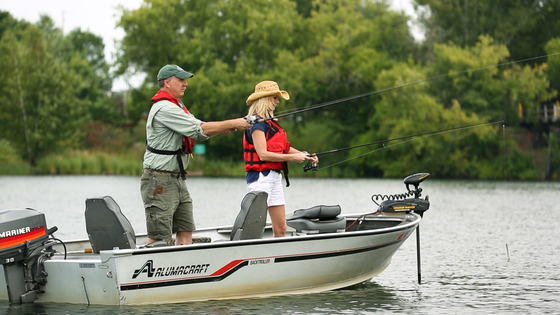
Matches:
[0,0,559,179]
[414,0,560,61]
[116,0,417,160]
[0,14,115,166]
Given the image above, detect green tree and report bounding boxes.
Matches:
[545,38,560,93]
[62,29,117,124]
[414,0,560,61]
[116,0,417,161]
[424,35,553,127]
[0,16,89,165]
[349,61,505,179]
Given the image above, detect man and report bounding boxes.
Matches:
[141,64,250,246]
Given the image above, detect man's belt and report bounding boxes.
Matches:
[143,168,182,178]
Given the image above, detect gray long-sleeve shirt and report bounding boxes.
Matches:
[143,100,210,172]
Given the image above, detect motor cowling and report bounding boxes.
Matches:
[0,208,56,304]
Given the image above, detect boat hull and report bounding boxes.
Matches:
[0,213,420,305]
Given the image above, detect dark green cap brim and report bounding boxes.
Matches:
[157,64,194,80]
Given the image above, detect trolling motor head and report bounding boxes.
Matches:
[404,173,430,197]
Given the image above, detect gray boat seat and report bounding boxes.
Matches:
[85,196,136,253]
[231,191,268,241]
[286,205,346,234]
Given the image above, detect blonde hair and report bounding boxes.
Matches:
[247,96,276,119]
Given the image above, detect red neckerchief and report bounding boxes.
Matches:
[150,90,194,154]
[151,90,189,113]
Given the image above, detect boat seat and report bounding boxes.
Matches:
[231,191,268,241]
[286,205,346,234]
[85,196,136,253]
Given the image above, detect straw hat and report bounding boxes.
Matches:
[246,81,290,105]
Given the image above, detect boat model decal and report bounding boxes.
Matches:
[121,259,248,291]
[120,237,403,291]
[131,260,211,279]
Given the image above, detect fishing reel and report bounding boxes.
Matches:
[246,115,259,124]
[302,151,319,172]
[303,161,319,172]
[245,115,273,124]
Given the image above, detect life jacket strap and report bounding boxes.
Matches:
[146,144,187,180]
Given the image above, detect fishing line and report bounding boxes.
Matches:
[315,120,504,157]
[315,120,504,170]
[272,52,560,119]
[320,137,419,171]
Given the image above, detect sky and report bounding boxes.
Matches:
[0,0,419,91]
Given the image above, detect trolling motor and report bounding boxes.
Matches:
[0,208,58,304]
[372,172,430,216]
[371,173,432,285]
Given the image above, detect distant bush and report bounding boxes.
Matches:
[34,151,142,175]
[0,139,30,174]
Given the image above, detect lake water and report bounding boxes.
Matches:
[0,175,559,314]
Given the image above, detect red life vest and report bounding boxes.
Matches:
[150,90,194,154]
[243,119,290,172]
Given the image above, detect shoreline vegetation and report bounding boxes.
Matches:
[0,150,330,178]
[0,123,555,180]
[0,145,553,180]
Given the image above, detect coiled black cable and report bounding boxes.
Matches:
[371,190,416,206]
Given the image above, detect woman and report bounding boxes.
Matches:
[243,81,318,237]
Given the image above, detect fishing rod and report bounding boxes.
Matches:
[246,52,559,124]
[303,120,505,171]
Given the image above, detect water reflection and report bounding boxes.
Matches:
[0,281,411,314]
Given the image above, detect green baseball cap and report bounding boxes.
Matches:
[157,64,194,80]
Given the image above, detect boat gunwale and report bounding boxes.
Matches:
[48,212,421,259]
[117,212,421,256]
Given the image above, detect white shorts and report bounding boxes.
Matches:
[247,171,285,207]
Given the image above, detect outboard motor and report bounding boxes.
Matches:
[0,208,57,304]
[373,173,430,216]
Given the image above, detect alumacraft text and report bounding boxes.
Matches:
[132,260,210,279]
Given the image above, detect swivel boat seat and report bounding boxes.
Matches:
[286,205,346,234]
[85,196,136,253]
[230,191,268,241]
